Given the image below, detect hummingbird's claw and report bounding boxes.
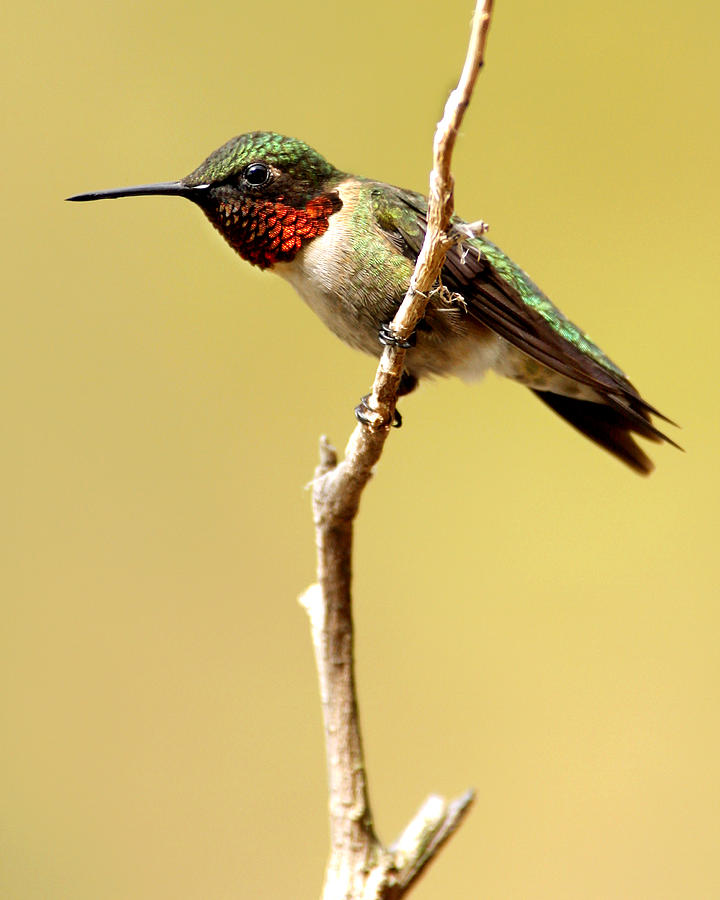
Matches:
[378,323,416,349]
[354,395,402,429]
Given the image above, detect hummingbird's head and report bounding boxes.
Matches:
[67,132,345,269]
[184,132,339,202]
[182,132,344,267]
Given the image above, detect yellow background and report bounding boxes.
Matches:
[4,1,718,897]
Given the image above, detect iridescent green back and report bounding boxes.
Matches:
[468,234,626,378]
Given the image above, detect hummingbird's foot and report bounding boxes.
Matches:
[354,395,402,429]
[378,322,416,349]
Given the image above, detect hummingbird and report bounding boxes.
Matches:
[67,131,677,474]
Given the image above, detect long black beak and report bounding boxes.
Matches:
[66,182,210,202]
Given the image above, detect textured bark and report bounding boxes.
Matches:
[299,4,494,897]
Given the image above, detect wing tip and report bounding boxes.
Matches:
[531,390,677,476]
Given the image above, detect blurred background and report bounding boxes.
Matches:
[3,0,718,897]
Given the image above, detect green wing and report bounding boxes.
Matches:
[370,183,677,473]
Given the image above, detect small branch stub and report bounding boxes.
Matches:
[300,3,494,898]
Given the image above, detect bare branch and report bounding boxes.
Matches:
[364,0,494,431]
[300,4,494,897]
[391,790,476,893]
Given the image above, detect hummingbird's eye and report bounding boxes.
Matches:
[243,163,271,187]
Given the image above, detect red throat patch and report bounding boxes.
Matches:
[212,192,342,269]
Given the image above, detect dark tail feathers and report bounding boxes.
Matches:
[531,390,680,475]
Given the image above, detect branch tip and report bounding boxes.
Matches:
[391,789,476,891]
[317,435,338,472]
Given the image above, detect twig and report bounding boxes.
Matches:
[299,3,494,897]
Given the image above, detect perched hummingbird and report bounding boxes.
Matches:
[68,131,677,473]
